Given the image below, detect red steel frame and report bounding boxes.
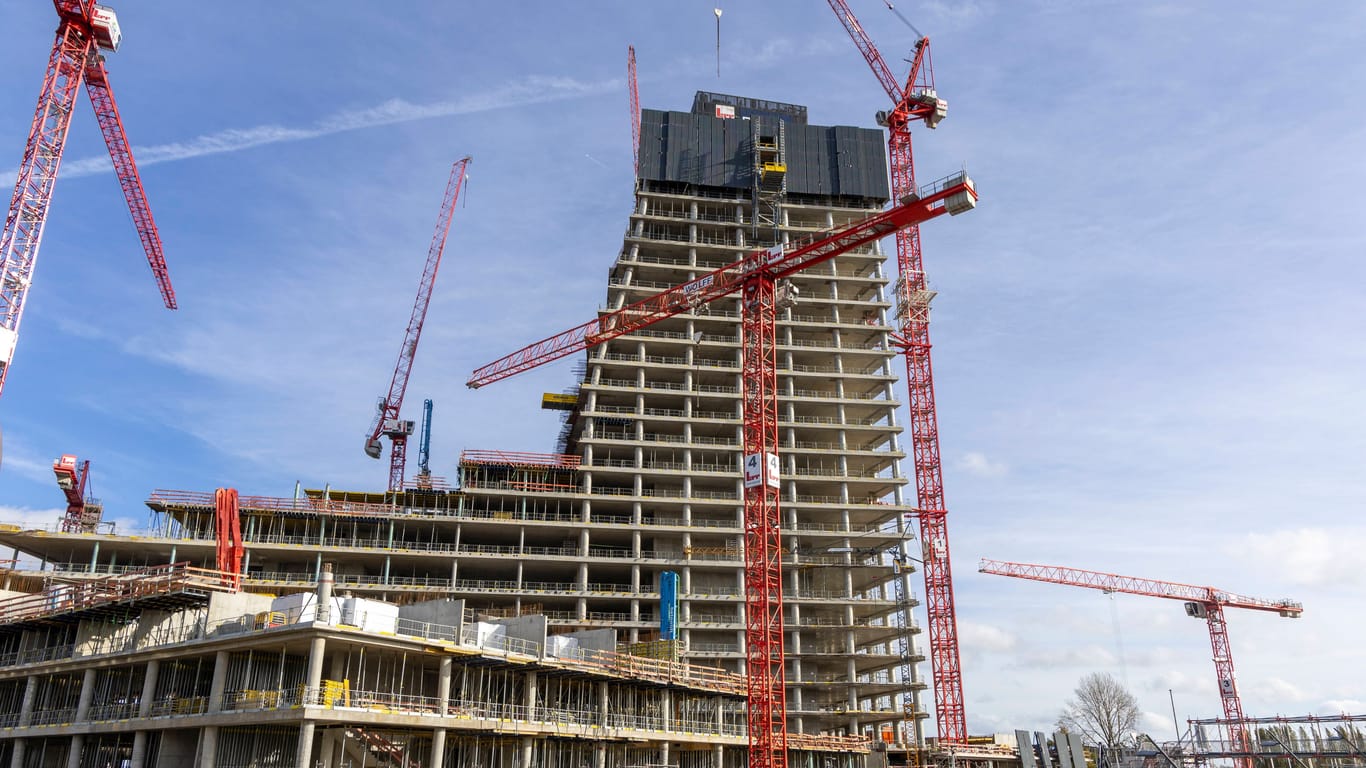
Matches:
[214,487,244,590]
[470,173,976,768]
[742,277,787,767]
[628,46,641,174]
[0,1,176,397]
[827,0,966,744]
[56,456,92,533]
[978,559,1304,768]
[365,157,471,491]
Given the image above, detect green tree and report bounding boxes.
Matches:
[1057,672,1141,749]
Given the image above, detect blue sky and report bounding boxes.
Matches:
[1,0,1362,739]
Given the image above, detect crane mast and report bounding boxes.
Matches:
[979,558,1303,768]
[826,0,961,745]
[470,171,977,768]
[628,46,641,174]
[416,398,434,487]
[364,157,471,491]
[0,1,176,398]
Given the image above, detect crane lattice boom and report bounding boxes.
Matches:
[365,156,471,491]
[0,1,176,397]
[978,559,1304,615]
[980,558,1303,768]
[628,46,640,174]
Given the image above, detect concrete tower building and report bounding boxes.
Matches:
[579,90,927,741]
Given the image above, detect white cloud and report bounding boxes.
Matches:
[958,451,1008,477]
[1249,678,1309,704]
[0,505,63,531]
[1319,699,1365,714]
[960,620,1018,653]
[1017,644,1118,670]
[1236,528,1366,588]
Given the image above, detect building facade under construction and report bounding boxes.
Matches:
[0,91,930,767]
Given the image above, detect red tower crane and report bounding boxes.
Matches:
[0,2,176,398]
[53,453,101,533]
[628,46,641,174]
[470,172,978,768]
[364,157,471,491]
[826,0,964,745]
[979,558,1303,768]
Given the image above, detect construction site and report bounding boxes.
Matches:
[0,3,1360,768]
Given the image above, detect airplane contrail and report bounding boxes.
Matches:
[4,74,620,183]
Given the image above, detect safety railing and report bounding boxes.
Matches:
[458,450,581,469]
[0,562,236,627]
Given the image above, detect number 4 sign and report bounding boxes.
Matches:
[742,452,781,489]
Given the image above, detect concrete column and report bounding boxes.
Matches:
[524,669,537,719]
[430,728,447,768]
[207,649,230,712]
[131,732,148,768]
[319,728,336,768]
[296,723,316,768]
[74,667,96,719]
[200,727,219,768]
[17,675,37,727]
[138,659,160,717]
[714,744,725,768]
[65,735,84,768]
[8,739,24,768]
[437,657,453,712]
[520,736,535,768]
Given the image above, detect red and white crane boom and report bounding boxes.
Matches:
[628,46,641,174]
[365,157,471,491]
[979,558,1303,768]
[471,171,976,768]
[0,1,176,398]
[826,0,963,745]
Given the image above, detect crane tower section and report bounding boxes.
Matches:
[0,1,176,398]
[827,0,967,745]
[364,157,471,492]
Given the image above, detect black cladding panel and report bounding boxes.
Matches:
[638,107,888,201]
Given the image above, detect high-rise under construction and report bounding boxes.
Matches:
[0,91,928,767]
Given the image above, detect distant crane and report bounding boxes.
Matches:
[364,157,471,492]
[470,171,978,768]
[1,1,177,398]
[414,398,434,489]
[826,0,961,745]
[627,46,640,174]
[53,453,101,532]
[979,558,1303,768]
